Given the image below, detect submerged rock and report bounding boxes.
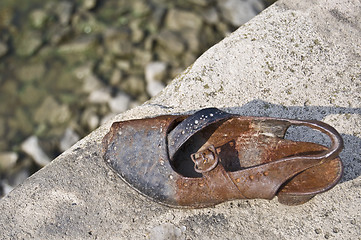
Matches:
[60,128,80,152]
[110,69,123,85]
[15,31,43,57]
[82,0,98,10]
[0,181,13,197]
[74,63,94,80]
[147,81,165,97]
[55,1,74,26]
[145,62,167,96]
[30,9,48,29]
[82,73,104,93]
[0,118,5,137]
[0,152,18,172]
[129,20,145,43]
[0,41,8,58]
[49,26,72,45]
[103,28,133,56]
[17,62,46,82]
[187,0,211,6]
[157,30,185,55]
[108,92,131,113]
[21,136,51,167]
[217,0,261,26]
[88,87,112,103]
[58,35,98,53]
[0,0,274,199]
[202,7,219,24]
[34,96,71,125]
[81,108,100,131]
[145,62,167,83]
[120,76,145,96]
[166,9,203,31]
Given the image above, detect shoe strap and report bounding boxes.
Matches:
[167,108,233,160]
[168,109,344,169]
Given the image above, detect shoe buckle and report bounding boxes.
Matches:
[191,145,219,173]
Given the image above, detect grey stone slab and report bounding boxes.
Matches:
[0,0,360,239]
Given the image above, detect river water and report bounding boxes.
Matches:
[0,0,274,197]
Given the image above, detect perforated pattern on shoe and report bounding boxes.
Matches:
[167,108,233,160]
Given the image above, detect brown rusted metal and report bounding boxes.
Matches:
[102,108,343,208]
[191,145,219,173]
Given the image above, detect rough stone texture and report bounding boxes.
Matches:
[0,0,360,239]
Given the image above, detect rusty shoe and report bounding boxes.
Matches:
[102,108,343,208]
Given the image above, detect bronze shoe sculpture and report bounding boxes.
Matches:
[102,108,343,208]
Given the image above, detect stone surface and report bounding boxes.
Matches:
[148,223,183,240]
[0,0,360,239]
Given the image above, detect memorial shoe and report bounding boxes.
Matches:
[102,108,343,208]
